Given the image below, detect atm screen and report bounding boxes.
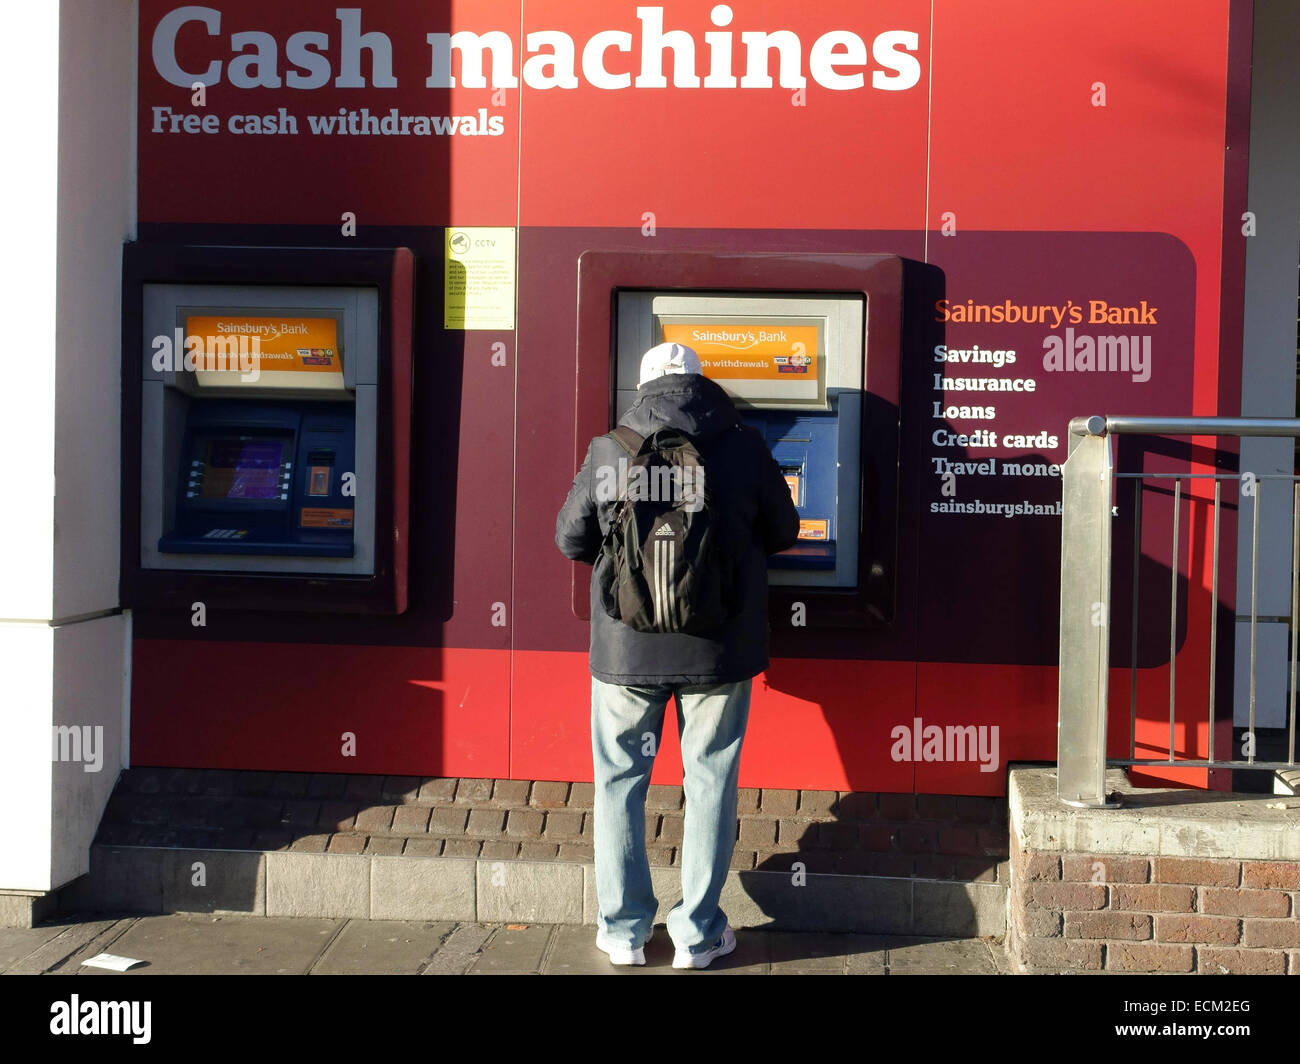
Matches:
[200,438,285,500]
[162,403,355,559]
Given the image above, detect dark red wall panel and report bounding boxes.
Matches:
[130,1,1249,796]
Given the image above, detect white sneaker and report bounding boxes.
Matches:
[596,925,654,966]
[672,925,736,970]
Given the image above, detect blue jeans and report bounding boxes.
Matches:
[590,675,752,955]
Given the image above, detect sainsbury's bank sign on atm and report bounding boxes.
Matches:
[660,322,820,381]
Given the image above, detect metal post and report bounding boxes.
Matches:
[1249,483,1259,763]
[1169,479,1180,761]
[1130,481,1142,761]
[1058,424,1117,807]
[1208,479,1220,766]
[1291,483,1298,766]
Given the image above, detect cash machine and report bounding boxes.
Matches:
[120,245,414,613]
[614,292,863,589]
[574,250,903,627]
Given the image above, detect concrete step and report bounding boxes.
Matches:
[58,842,1007,938]
[97,768,1011,881]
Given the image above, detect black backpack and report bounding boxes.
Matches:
[596,425,735,635]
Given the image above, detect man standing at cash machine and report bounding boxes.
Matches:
[555,341,800,969]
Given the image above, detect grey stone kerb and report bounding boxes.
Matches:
[58,845,1006,936]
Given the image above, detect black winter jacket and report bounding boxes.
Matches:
[555,373,801,685]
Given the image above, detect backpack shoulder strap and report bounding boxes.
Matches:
[607,426,646,456]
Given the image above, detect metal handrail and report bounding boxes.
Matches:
[1070,415,1300,438]
[1058,415,1300,807]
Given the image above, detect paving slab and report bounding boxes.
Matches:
[6,917,131,975]
[75,914,341,975]
[885,936,998,975]
[0,920,68,967]
[0,923,82,973]
[13,911,1012,974]
[422,923,495,975]
[312,920,455,974]
[845,937,892,974]
[768,931,888,974]
[467,924,554,973]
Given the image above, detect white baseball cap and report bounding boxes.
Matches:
[638,341,703,387]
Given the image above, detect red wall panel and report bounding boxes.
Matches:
[131,1,1247,796]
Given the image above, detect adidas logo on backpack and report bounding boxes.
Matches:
[654,523,675,537]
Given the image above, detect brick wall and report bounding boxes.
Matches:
[1008,831,1300,974]
[743,790,1007,880]
[100,769,1008,882]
